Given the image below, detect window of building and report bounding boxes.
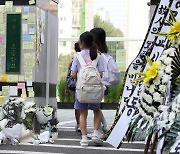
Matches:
[72,14,80,25]
[72,28,80,37]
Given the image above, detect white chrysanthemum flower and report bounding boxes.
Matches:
[149,85,155,94]
[158,105,168,111]
[154,111,160,117]
[158,70,165,78]
[159,85,167,93]
[160,55,167,61]
[165,65,172,74]
[146,95,153,104]
[169,51,175,57]
[153,77,161,85]
[177,94,180,104]
[162,74,169,84]
[164,57,172,65]
[163,111,169,119]
[172,102,177,111]
[153,92,161,102]
[169,112,176,123]
[163,48,175,55]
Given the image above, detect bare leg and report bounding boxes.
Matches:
[75,109,80,125]
[93,109,102,130]
[80,110,88,135]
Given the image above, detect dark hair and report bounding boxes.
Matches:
[90,28,108,53]
[74,42,81,52]
[80,31,97,61]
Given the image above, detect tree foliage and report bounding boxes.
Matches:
[94,15,123,37]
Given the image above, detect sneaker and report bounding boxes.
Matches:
[91,133,103,145]
[75,124,80,132]
[80,138,89,147]
[87,132,105,140]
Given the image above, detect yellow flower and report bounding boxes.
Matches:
[143,62,160,83]
[133,57,160,84]
[167,21,180,41]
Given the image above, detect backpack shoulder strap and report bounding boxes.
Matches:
[76,53,86,67]
[92,54,100,67]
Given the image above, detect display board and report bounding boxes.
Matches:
[6,14,21,73]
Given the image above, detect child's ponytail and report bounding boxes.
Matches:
[90,42,98,61]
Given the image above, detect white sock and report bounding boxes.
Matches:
[93,130,99,135]
[82,135,87,140]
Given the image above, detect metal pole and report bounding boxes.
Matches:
[46,11,51,105]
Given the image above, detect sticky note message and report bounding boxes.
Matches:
[27,13,35,24]
[1,74,8,82]
[10,86,18,96]
[2,86,10,96]
[18,83,25,89]
[23,7,29,13]
[29,0,35,5]
[8,75,18,83]
[0,37,3,43]
[5,1,13,12]
[23,34,31,41]
[28,91,34,98]
[0,6,4,13]
[23,42,34,50]
[26,80,33,87]
[16,7,21,13]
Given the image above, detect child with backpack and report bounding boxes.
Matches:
[65,42,81,132]
[71,32,105,146]
[90,28,120,134]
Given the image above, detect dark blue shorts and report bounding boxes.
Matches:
[74,93,101,110]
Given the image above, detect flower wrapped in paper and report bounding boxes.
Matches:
[36,105,54,124]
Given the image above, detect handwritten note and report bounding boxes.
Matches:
[1,74,8,82]
[23,34,31,41]
[5,1,13,12]
[26,80,33,87]
[27,87,33,91]
[2,86,10,96]
[22,15,28,20]
[29,0,35,5]
[23,7,29,13]
[0,37,3,43]
[0,6,4,13]
[27,13,35,24]
[16,7,21,13]
[28,91,34,98]
[18,83,25,89]
[10,86,18,96]
[29,27,35,35]
[8,75,18,83]
[23,42,34,50]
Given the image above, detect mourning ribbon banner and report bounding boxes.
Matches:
[107,0,180,148]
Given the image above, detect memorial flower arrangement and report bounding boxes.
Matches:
[0,98,57,145]
[159,9,180,45]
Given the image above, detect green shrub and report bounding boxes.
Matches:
[104,81,123,103]
[57,79,75,102]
